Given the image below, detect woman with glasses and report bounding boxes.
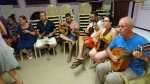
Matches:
[89,15,118,64]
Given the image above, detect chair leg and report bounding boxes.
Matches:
[76,42,78,56]
[34,45,37,59]
[39,49,41,58]
[53,48,56,56]
[20,51,23,61]
[63,42,65,55]
[89,58,93,69]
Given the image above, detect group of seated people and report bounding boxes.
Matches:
[2,10,150,84]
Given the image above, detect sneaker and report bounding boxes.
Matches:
[28,56,32,60]
[27,52,33,59]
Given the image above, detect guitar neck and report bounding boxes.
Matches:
[120,48,141,59]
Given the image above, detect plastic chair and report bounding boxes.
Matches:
[79,3,92,14]
[96,0,114,18]
[60,4,73,15]
[46,5,59,16]
[118,63,150,84]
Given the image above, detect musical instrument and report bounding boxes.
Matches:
[95,36,101,51]
[85,27,94,36]
[111,43,150,71]
[60,25,71,35]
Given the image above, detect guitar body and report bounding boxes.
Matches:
[111,47,133,71]
[95,36,101,51]
[86,27,94,36]
[60,25,71,35]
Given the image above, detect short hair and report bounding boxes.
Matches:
[40,11,46,16]
[65,13,71,17]
[105,15,113,22]
[120,16,134,26]
[91,11,98,17]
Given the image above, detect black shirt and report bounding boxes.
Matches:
[37,20,56,36]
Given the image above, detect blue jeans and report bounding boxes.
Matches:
[65,34,77,41]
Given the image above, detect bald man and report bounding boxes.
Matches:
[95,16,150,84]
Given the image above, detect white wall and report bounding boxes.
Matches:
[133,28,150,41]
[128,1,150,31]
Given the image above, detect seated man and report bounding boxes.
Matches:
[95,16,150,84]
[59,13,79,63]
[35,11,57,60]
[70,11,103,69]
[89,15,118,64]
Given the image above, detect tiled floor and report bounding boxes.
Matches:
[2,44,96,84]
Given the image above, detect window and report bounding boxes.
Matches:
[25,0,50,5]
[141,0,150,10]
[57,0,77,3]
[0,0,18,5]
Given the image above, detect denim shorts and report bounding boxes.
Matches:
[65,34,77,41]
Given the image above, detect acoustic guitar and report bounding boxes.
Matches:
[95,36,101,51]
[111,43,150,71]
[85,27,94,36]
[60,25,71,35]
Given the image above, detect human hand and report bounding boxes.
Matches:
[93,22,98,28]
[23,30,30,33]
[93,38,98,44]
[38,34,42,39]
[48,33,53,37]
[111,55,119,64]
[132,51,145,59]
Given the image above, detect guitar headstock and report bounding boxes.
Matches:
[139,43,150,52]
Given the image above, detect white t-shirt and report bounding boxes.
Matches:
[87,20,103,37]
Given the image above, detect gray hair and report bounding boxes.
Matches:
[120,16,134,26]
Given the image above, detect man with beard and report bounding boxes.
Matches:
[35,11,57,60]
[59,13,79,63]
[70,11,103,69]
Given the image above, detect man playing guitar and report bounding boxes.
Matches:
[70,11,103,69]
[59,13,79,63]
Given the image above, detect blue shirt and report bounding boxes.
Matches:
[18,23,36,40]
[109,34,150,76]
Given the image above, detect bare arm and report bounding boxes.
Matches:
[49,29,56,36]
[0,21,7,35]
[93,29,102,41]
[36,29,41,36]
[28,31,36,35]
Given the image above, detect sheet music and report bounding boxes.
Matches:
[0,5,14,19]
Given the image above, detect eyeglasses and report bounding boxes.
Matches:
[103,20,110,22]
[118,25,129,28]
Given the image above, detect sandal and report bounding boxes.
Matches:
[70,59,84,69]
[67,56,72,63]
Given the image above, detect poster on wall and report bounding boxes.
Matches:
[0,5,14,19]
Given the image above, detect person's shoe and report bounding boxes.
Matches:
[15,66,21,70]
[28,56,32,60]
[27,52,33,60]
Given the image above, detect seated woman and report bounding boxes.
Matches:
[17,15,37,59]
[6,14,20,47]
[89,15,118,64]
